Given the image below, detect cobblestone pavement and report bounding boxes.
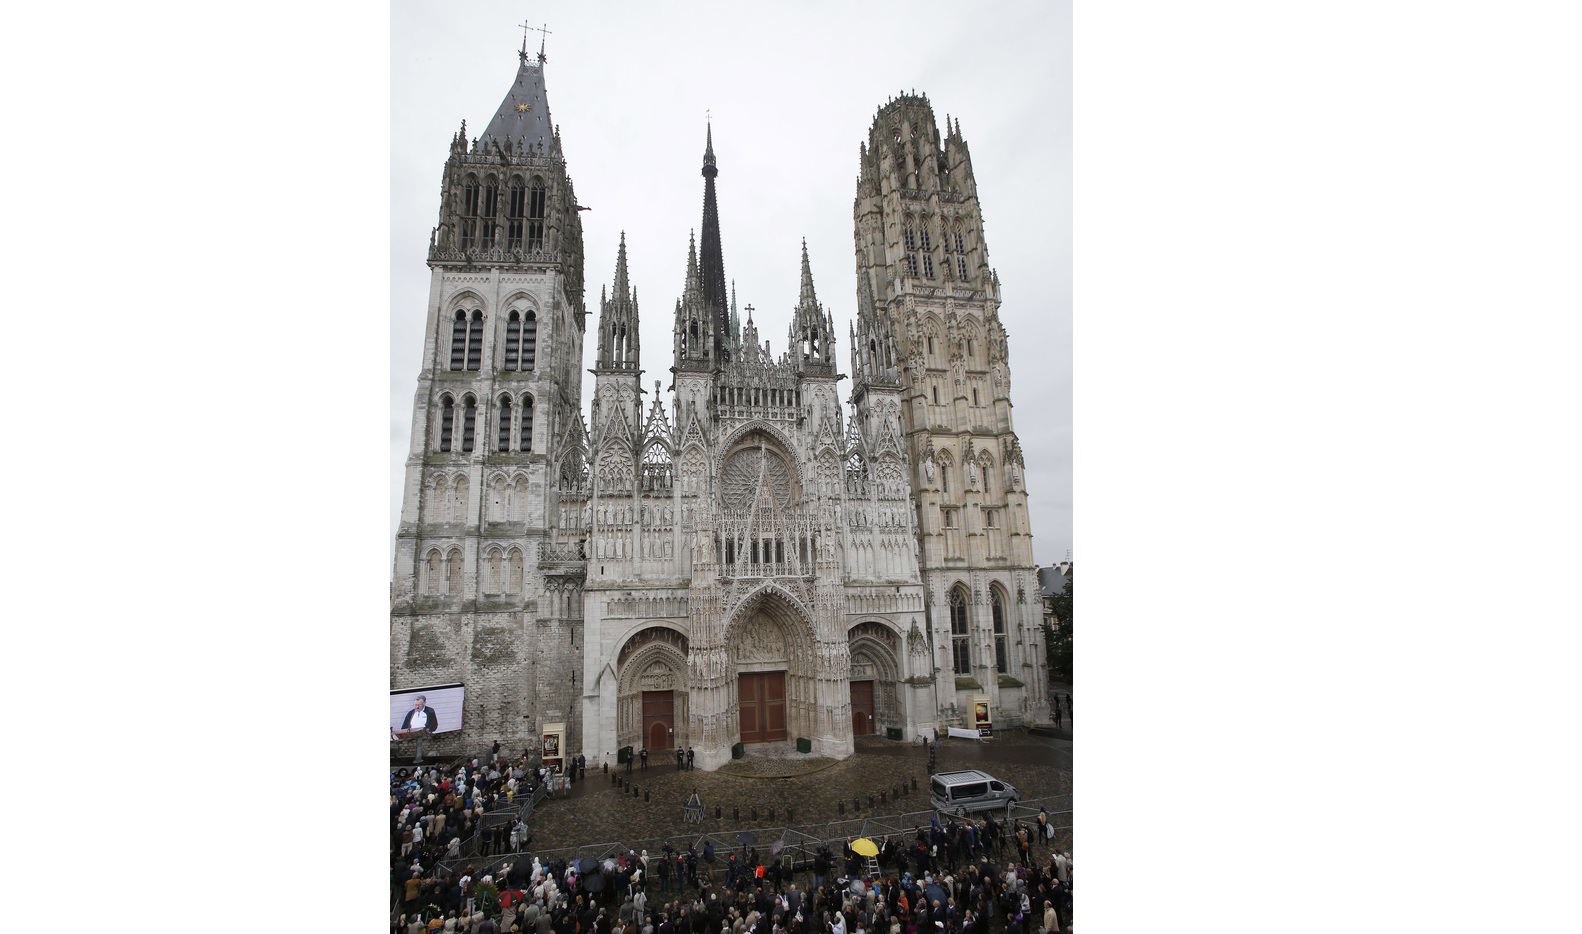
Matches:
[524,728,1072,854]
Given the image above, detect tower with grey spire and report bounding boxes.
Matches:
[390,38,591,760]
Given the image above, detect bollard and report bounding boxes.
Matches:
[910,777,917,790]
[716,806,721,819]
[853,796,861,812]
[838,802,844,816]
[768,807,774,820]
[644,790,650,802]
[786,807,793,822]
[751,806,757,820]
[733,806,739,820]
[880,791,886,804]
[868,795,875,808]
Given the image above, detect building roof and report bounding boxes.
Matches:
[478,55,555,152]
[1038,564,1071,597]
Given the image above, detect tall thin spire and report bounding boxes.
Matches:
[698,122,730,362]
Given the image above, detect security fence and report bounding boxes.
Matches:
[432,793,1071,881]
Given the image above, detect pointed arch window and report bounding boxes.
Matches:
[507,178,526,250]
[527,177,547,251]
[950,587,971,675]
[520,396,534,453]
[521,311,538,370]
[992,589,1009,673]
[425,550,442,594]
[487,549,503,592]
[505,311,521,369]
[481,176,500,248]
[497,397,513,452]
[450,311,467,370]
[958,256,969,280]
[461,396,477,453]
[460,176,480,249]
[446,549,463,594]
[438,396,455,452]
[466,311,483,370]
[509,548,524,592]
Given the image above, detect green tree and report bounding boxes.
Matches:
[1044,569,1072,684]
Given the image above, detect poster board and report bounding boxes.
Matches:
[970,694,993,736]
[540,721,566,771]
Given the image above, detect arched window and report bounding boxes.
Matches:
[446,549,463,594]
[452,476,468,524]
[461,396,477,453]
[505,311,521,369]
[425,549,442,593]
[507,178,526,250]
[460,176,480,249]
[497,397,512,452]
[450,311,467,370]
[466,311,483,371]
[949,586,971,675]
[521,311,538,370]
[508,548,524,592]
[992,588,1009,674]
[481,176,499,248]
[520,396,534,452]
[487,549,503,593]
[527,177,547,251]
[940,462,950,494]
[438,396,455,452]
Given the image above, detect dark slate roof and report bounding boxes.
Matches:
[478,57,554,152]
[1038,566,1068,597]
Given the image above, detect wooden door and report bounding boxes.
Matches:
[850,680,875,736]
[737,671,788,743]
[642,690,674,749]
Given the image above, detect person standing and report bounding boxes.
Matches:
[640,747,649,771]
[686,747,695,771]
[676,748,685,771]
[1053,701,1063,729]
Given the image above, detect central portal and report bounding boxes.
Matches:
[737,671,787,744]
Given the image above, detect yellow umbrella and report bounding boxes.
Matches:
[850,837,879,857]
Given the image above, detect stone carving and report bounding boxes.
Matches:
[735,615,788,663]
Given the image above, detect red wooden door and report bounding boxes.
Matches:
[643,690,674,749]
[850,680,875,736]
[737,672,788,743]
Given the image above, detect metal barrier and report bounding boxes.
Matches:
[433,793,1071,880]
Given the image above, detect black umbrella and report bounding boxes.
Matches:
[735,831,758,847]
[579,857,599,874]
[583,873,607,893]
[924,883,946,905]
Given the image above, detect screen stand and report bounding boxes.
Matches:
[413,734,426,765]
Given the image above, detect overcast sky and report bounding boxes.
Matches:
[391,1,1072,566]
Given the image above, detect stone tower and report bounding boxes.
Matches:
[390,42,590,756]
[853,94,1049,725]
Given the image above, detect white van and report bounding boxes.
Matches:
[929,769,1020,814]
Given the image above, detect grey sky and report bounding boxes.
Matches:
[391,1,1072,566]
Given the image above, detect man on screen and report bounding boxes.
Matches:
[400,695,439,734]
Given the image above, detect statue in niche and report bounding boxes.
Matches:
[923,457,936,484]
[966,459,978,488]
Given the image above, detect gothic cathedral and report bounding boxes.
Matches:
[391,47,1049,770]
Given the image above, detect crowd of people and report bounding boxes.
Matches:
[391,748,1072,934]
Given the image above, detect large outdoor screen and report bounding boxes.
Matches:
[390,683,465,737]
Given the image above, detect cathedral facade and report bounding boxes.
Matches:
[391,48,1048,770]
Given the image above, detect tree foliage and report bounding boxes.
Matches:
[1044,569,1072,684]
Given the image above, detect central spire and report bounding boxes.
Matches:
[698,122,730,362]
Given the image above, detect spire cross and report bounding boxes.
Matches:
[523,22,551,63]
